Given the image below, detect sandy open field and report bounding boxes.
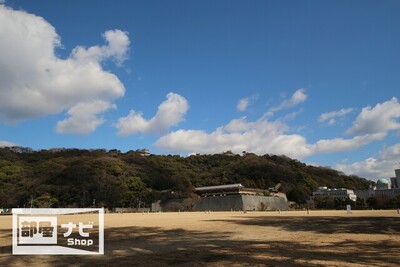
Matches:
[1,210,400,266]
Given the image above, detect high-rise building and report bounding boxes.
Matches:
[390,169,400,189]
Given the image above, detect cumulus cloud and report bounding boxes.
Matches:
[155,97,399,159]
[115,92,189,135]
[56,100,115,134]
[71,30,130,66]
[0,5,128,133]
[319,108,354,125]
[268,88,307,114]
[347,97,400,135]
[155,116,307,157]
[335,143,400,181]
[0,141,17,147]
[154,114,386,158]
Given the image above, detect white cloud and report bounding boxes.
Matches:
[116,92,189,135]
[237,94,259,112]
[319,108,354,125]
[237,98,249,112]
[281,109,304,121]
[268,88,307,114]
[154,96,400,180]
[71,30,130,66]
[311,133,385,154]
[0,5,128,133]
[155,113,386,158]
[335,143,400,181]
[0,141,17,147]
[347,97,400,135]
[155,97,399,159]
[56,100,115,134]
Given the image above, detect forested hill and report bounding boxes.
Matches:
[0,147,372,208]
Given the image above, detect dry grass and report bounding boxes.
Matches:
[1,210,400,266]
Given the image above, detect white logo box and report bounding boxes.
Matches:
[12,208,104,255]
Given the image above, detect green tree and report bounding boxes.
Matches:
[287,184,311,204]
[356,197,366,208]
[32,194,58,208]
[123,176,151,209]
[366,197,378,209]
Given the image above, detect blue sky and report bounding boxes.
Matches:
[1,0,399,181]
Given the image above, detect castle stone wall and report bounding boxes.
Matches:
[194,195,289,211]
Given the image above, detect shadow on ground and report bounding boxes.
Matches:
[205,215,400,235]
[0,216,399,266]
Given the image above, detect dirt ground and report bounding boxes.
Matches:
[1,210,399,266]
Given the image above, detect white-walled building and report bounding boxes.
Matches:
[355,169,400,200]
[312,187,357,202]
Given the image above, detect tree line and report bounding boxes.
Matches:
[0,147,373,209]
[312,195,400,210]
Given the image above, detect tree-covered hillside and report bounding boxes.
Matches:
[0,147,372,209]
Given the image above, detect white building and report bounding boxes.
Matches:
[355,176,400,200]
[355,171,400,200]
[312,187,357,202]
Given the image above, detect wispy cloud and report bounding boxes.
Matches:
[319,108,354,125]
[236,94,258,112]
[237,98,249,112]
[266,89,307,116]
